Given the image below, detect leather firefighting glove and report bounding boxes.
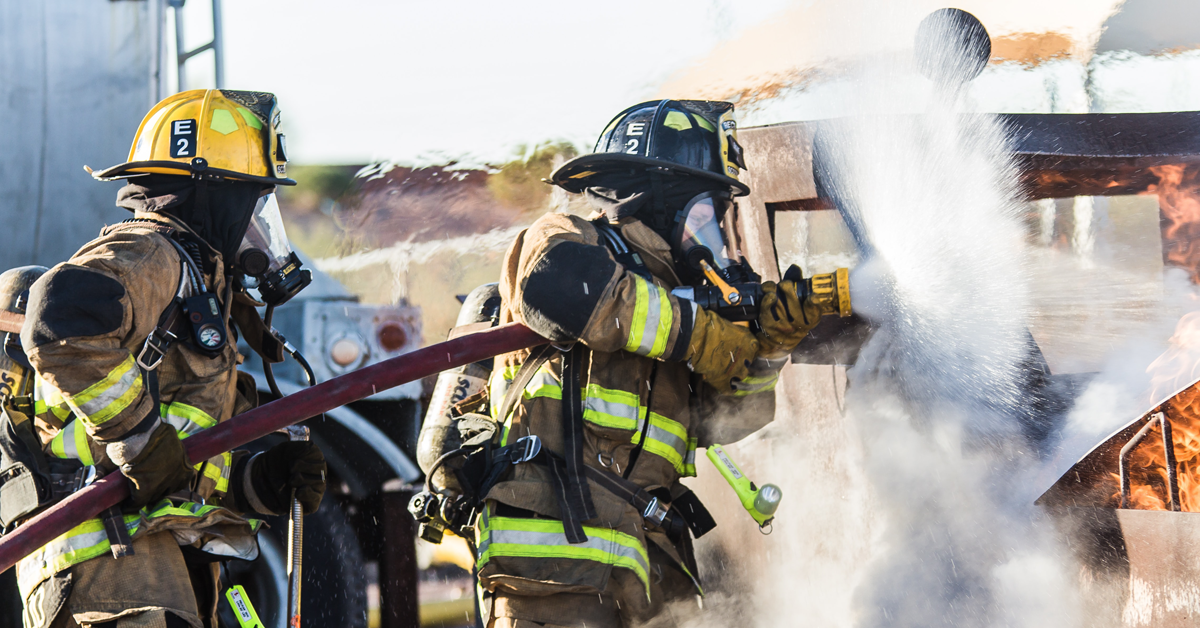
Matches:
[106,419,196,509]
[757,280,821,358]
[246,441,327,515]
[686,307,761,393]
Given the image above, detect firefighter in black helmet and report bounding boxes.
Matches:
[416,100,848,628]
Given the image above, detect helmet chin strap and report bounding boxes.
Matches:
[649,171,670,234]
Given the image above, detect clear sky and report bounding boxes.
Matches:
[173,0,1199,166]
[182,0,793,165]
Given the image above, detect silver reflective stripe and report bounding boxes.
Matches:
[525,369,559,397]
[646,423,687,460]
[583,395,639,423]
[636,283,663,356]
[162,412,207,437]
[72,362,140,420]
[60,420,80,460]
[17,518,130,599]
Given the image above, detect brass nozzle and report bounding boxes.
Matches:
[809,268,852,317]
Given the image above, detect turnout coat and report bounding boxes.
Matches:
[476,212,779,623]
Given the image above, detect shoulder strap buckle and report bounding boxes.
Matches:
[136,327,177,371]
[511,435,542,465]
[642,495,670,527]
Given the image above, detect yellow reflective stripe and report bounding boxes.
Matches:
[17,514,141,599]
[74,419,94,466]
[35,376,72,421]
[476,515,650,599]
[632,413,689,474]
[684,437,698,477]
[523,367,560,401]
[625,277,650,354]
[582,383,640,430]
[195,452,233,494]
[731,372,778,397]
[65,356,143,427]
[161,402,217,438]
[648,285,674,359]
[623,277,673,359]
[48,420,95,466]
[49,426,68,460]
[18,499,262,599]
[663,110,693,131]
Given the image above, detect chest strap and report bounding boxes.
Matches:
[492,343,596,544]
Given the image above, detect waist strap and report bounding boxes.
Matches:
[483,435,715,541]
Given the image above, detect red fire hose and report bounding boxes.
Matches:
[0,323,546,575]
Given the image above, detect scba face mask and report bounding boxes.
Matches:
[668,191,763,321]
[671,191,748,282]
[237,191,311,305]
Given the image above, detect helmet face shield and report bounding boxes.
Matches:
[673,192,735,272]
[237,191,311,305]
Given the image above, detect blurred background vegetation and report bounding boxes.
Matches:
[276,141,585,345]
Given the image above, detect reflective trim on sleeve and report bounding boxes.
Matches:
[63,355,144,428]
[195,451,233,495]
[161,402,218,438]
[731,372,779,398]
[476,513,650,599]
[624,277,674,359]
[48,419,95,466]
[34,375,73,422]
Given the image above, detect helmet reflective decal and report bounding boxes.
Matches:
[169,119,197,158]
[209,109,239,135]
[625,121,646,155]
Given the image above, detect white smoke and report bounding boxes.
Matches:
[679,4,1102,627]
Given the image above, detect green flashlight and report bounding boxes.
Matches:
[706,444,783,529]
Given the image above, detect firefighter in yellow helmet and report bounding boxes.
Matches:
[5,90,326,628]
[416,100,849,628]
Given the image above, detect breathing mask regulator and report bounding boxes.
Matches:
[667,191,851,324]
[236,190,311,306]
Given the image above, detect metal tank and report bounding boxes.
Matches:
[0,3,424,627]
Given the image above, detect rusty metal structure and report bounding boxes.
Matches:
[718,109,1200,627]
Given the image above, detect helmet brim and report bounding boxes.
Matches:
[550,153,750,197]
[91,161,297,186]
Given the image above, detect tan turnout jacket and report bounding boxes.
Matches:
[477,213,777,622]
[15,213,258,627]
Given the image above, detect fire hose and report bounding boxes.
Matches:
[0,322,547,575]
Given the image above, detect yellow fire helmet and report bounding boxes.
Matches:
[91,89,295,186]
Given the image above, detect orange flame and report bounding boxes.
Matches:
[1113,315,1200,510]
[1107,166,1200,509]
[1147,164,1200,282]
